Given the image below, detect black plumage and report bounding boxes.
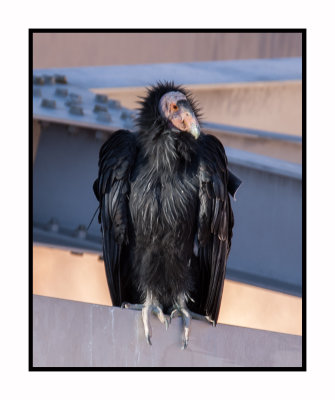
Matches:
[94,82,240,347]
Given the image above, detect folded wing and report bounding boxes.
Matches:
[93,130,137,306]
[195,134,234,324]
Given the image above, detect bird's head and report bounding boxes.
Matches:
[158,91,201,139]
[136,82,202,140]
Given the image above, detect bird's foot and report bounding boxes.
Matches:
[121,299,169,345]
[170,308,215,326]
[142,303,170,345]
[170,297,215,350]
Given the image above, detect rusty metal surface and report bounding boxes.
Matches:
[33,295,302,368]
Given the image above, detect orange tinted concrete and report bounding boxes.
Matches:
[33,245,112,307]
[33,245,302,335]
[219,280,302,335]
[92,80,302,136]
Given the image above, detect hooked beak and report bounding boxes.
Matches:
[189,121,200,139]
[176,105,201,139]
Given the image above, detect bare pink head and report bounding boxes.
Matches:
[158,91,200,139]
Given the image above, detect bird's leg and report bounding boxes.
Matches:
[170,294,215,349]
[121,291,169,345]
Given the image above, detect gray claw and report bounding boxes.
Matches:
[146,336,152,346]
[123,296,171,346]
[205,316,216,326]
[170,309,181,319]
[152,305,170,331]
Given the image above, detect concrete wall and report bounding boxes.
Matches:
[33,32,302,69]
[32,295,302,368]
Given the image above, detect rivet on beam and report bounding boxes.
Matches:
[93,104,108,113]
[47,218,59,233]
[65,93,82,106]
[55,75,68,84]
[33,76,44,85]
[55,88,68,97]
[121,110,136,121]
[74,225,87,239]
[121,111,130,120]
[41,98,56,109]
[97,111,112,122]
[69,105,84,116]
[108,99,121,109]
[43,75,55,85]
[95,94,108,103]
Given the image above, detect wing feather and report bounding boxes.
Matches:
[195,134,235,324]
[94,130,137,306]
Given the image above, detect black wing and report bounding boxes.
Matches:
[94,130,137,306]
[194,134,235,324]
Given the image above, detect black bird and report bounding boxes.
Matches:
[93,82,241,348]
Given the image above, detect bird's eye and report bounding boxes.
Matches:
[172,104,178,112]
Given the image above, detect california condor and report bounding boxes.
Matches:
[93,82,241,349]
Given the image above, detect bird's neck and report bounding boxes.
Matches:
[140,130,196,174]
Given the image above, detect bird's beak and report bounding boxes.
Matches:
[179,106,200,139]
[189,121,200,139]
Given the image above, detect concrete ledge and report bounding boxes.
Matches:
[33,295,302,368]
[226,147,302,180]
[34,58,302,89]
[204,123,302,163]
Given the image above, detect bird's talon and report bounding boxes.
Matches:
[205,316,215,326]
[146,336,152,346]
[170,309,180,319]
